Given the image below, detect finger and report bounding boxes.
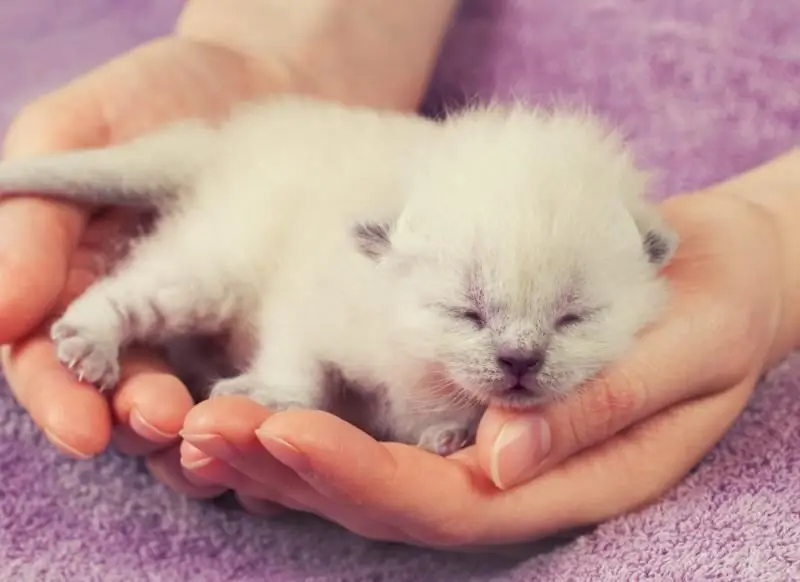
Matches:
[108,348,194,456]
[235,494,286,517]
[0,86,114,342]
[180,396,314,504]
[0,198,85,341]
[475,282,748,489]
[180,439,252,488]
[179,439,298,513]
[257,384,753,547]
[145,444,226,499]
[180,438,272,498]
[2,78,113,159]
[184,400,404,540]
[1,333,111,458]
[478,378,755,543]
[255,409,483,547]
[49,208,149,315]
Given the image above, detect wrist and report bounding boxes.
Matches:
[175,0,459,110]
[716,148,800,364]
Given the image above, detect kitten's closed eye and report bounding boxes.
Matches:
[439,305,486,328]
[460,309,486,327]
[554,305,607,329]
[555,313,584,328]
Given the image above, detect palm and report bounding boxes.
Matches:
[51,37,284,304]
[3,36,280,330]
[0,36,290,485]
[178,190,779,546]
[19,37,277,150]
[3,31,788,544]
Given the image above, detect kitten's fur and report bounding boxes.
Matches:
[0,96,677,455]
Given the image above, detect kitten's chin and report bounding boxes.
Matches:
[488,392,550,410]
[456,381,548,410]
[480,378,567,410]
[445,371,555,409]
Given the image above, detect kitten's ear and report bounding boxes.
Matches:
[631,205,678,267]
[642,222,678,266]
[353,221,393,259]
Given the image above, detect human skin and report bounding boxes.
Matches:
[3,0,799,545]
[177,149,800,545]
[0,0,460,500]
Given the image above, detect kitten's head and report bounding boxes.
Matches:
[354,105,677,409]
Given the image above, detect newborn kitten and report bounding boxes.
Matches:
[0,96,677,455]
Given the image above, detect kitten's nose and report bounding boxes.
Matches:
[496,349,545,379]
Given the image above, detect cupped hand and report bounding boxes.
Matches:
[0,34,298,497]
[179,156,793,546]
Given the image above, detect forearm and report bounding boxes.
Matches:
[176,0,460,110]
[721,148,800,363]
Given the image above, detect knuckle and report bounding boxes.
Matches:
[3,100,50,155]
[567,371,646,450]
[3,92,90,158]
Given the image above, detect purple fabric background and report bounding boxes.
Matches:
[1,1,798,580]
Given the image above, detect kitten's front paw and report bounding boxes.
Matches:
[417,422,474,456]
[209,375,309,412]
[50,320,120,392]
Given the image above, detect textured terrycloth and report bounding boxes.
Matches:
[0,1,799,580]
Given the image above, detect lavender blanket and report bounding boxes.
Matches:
[1,1,798,580]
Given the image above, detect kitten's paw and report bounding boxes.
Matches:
[209,375,310,412]
[208,375,258,399]
[417,422,473,456]
[50,320,120,392]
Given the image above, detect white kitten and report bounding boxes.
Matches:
[0,96,677,455]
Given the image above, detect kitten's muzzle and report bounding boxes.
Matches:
[496,348,545,382]
[487,383,548,409]
[485,347,549,407]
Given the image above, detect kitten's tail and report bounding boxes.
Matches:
[0,118,218,208]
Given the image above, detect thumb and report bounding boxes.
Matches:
[0,81,110,341]
[475,293,743,490]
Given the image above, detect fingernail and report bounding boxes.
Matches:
[180,432,239,461]
[255,430,310,475]
[130,408,178,443]
[43,428,93,460]
[490,415,551,490]
[180,442,212,470]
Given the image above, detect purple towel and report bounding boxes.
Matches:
[1,1,798,580]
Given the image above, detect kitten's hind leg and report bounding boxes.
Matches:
[209,373,314,411]
[209,335,327,412]
[416,421,475,457]
[376,386,483,456]
[51,236,241,392]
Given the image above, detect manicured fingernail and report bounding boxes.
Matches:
[130,408,178,443]
[180,442,212,470]
[179,432,239,461]
[490,415,551,490]
[255,430,310,474]
[43,428,92,460]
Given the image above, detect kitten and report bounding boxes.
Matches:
[0,96,677,455]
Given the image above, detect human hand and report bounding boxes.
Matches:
[1,0,459,502]
[178,152,798,545]
[0,34,301,498]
